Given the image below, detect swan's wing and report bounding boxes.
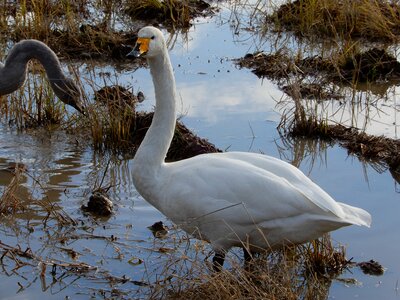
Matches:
[216,152,356,217]
[159,155,367,227]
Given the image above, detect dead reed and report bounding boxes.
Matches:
[150,234,349,300]
[0,69,80,129]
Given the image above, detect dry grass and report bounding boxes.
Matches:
[268,0,400,42]
[87,95,137,152]
[0,68,81,129]
[0,0,135,59]
[148,234,349,300]
[0,0,213,60]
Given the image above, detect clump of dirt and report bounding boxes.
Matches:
[90,85,221,160]
[235,52,294,80]
[81,191,113,217]
[357,260,385,276]
[95,85,144,111]
[281,83,343,101]
[148,221,168,238]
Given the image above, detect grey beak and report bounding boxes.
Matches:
[127,44,141,58]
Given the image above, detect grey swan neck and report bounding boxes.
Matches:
[134,51,177,176]
[0,40,67,95]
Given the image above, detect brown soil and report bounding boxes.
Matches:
[357,260,385,276]
[337,48,400,82]
[281,83,343,101]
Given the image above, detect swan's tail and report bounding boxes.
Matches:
[338,202,372,227]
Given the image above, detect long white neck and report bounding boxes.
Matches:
[133,49,176,183]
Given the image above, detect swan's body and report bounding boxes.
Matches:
[0,39,84,113]
[129,27,371,269]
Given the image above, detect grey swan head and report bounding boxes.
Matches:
[0,39,84,114]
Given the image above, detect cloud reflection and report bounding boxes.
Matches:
[176,75,283,124]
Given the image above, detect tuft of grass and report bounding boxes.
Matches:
[0,67,76,129]
[153,234,349,300]
[85,83,139,152]
[0,0,133,60]
[268,0,400,42]
[88,101,137,152]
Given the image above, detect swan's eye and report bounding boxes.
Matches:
[151,35,155,40]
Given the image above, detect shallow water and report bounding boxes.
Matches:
[0,5,400,300]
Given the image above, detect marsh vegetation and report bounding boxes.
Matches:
[0,0,398,299]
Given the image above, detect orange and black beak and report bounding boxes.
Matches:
[127,37,150,58]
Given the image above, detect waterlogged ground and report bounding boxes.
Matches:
[1,3,400,300]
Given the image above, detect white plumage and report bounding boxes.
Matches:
[128,26,371,270]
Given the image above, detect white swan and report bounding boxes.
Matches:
[0,39,84,113]
[128,26,371,270]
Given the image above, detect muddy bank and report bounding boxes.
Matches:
[235,48,400,85]
[286,122,400,179]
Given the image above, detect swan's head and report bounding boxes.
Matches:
[50,78,85,114]
[127,26,166,59]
